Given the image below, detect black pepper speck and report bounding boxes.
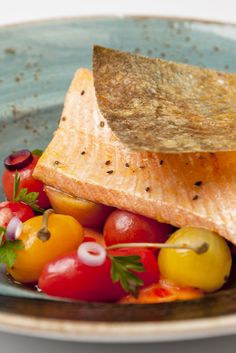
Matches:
[194,181,202,187]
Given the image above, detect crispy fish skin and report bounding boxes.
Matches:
[34,69,236,244]
[93,46,236,153]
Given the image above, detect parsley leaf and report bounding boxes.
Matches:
[0,227,6,247]
[32,149,43,157]
[109,254,145,297]
[0,240,24,268]
[13,171,21,200]
[0,228,24,267]
[0,227,6,236]
[13,172,44,213]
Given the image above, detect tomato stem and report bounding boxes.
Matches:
[37,209,54,242]
[107,242,209,255]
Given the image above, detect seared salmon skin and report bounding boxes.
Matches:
[33,69,236,244]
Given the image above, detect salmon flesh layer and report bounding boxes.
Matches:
[33,69,236,244]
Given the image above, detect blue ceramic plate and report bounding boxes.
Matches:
[1,17,236,342]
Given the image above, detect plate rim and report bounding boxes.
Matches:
[0,310,236,342]
[1,14,236,31]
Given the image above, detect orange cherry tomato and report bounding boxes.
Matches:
[45,186,112,229]
[8,213,84,283]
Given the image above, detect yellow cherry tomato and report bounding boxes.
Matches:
[8,213,84,283]
[158,227,232,292]
[45,186,112,228]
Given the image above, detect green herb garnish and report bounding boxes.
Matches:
[0,227,6,236]
[13,171,44,213]
[0,227,24,267]
[31,149,43,157]
[109,255,145,297]
[0,240,24,268]
[0,227,6,246]
[13,171,21,200]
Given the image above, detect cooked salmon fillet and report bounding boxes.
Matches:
[33,69,236,244]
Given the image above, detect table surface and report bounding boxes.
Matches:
[1,0,236,351]
[1,331,236,353]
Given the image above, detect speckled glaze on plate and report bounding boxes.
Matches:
[1,16,236,343]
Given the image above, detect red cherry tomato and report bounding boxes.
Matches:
[39,247,159,302]
[0,201,34,227]
[2,151,50,209]
[104,210,174,247]
[109,247,159,290]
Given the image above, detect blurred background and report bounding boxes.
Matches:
[1,0,236,26]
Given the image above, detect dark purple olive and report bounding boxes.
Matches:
[4,150,33,171]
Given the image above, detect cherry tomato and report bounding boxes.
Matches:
[120,280,203,304]
[109,247,160,290]
[45,186,112,229]
[0,201,34,227]
[2,150,50,209]
[39,247,159,302]
[8,213,84,283]
[104,210,173,246]
[158,227,232,292]
[83,228,105,246]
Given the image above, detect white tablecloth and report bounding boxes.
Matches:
[1,0,236,351]
[1,0,236,25]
